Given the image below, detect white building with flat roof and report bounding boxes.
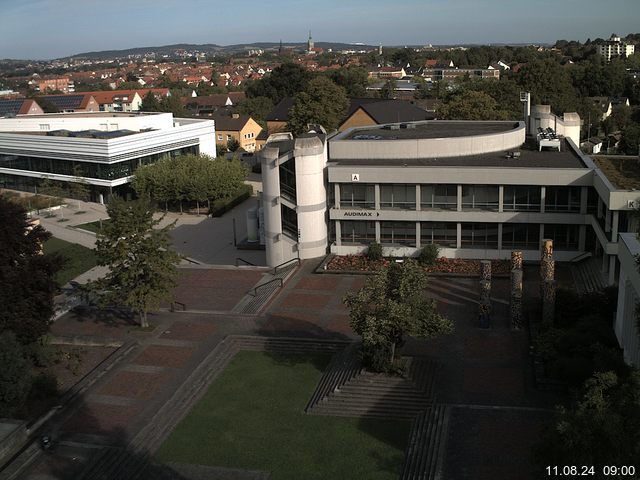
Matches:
[259,110,640,291]
[0,112,215,202]
[598,34,635,62]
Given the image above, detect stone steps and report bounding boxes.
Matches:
[233,262,299,315]
[401,404,450,480]
[308,356,440,419]
[305,343,362,412]
[572,258,606,295]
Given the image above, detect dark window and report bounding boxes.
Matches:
[421,184,457,210]
[380,221,416,246]
[380,184,416,209]
[281,204,298,240]
[420,222,457,247]
[462,185,499,211]
[278,159,296,201]
[340,184,375,209]
[502,223,540,249]
[544,224,579,250]
[461,223,499,249]
[503,186,541,212]
[545,186,581,212]
[340,221,376,244]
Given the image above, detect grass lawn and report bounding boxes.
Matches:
[156,351,409,480]
[75,219,110,233]
[43,237,97,285]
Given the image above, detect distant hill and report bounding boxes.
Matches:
[66,42,380,60]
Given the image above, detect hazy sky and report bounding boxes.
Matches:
[1,0,639,59]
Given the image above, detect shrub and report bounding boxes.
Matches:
[418,243,439,266]
[366,242,383,261]
[29,372,58,400]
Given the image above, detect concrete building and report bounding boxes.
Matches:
[258,108,640,291]
[0,112,215,203]
[598,34,635,62]
[615,233,640,366]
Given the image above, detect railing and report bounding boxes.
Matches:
[273,257,300,275]
[235,257,256,267]
[170,301,186,312]
[569,251,593,263]
[252,278,283,296]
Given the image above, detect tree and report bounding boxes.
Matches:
[237,96,274,126]
[287,76,348,134]
[140,91,161,112]
[329,66,369,97]
[516,58,578,114]
[536,370,640,469]
[227,137,240,152]
[91,198,181,327]
[380,79,397,99]
[245,62,313,103]
[620,123,640,155]
[0,196,61,344]
[438,90,511,120]
[0,332,32,417]
[343,260,453,372]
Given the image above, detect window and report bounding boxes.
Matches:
[39,124,50,131]
[421,184,457,210]
[341,221,376,244]
[461,223,499,249]
[227,134,232,141]
[545,186,581,212]
[380,184,416,209]
[217,134,223,141]
[503,186,541,212]
[502,223,540,249]
[380,222,416,246]
[340,184,375,209]
[281,204,298,240]
[420,222,457,247]
[279,159,296,201]
[544,224,579,250]
[462,185,499,211]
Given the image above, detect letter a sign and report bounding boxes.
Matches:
[351,173,360,182]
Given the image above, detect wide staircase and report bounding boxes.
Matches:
[571,256,607,294]
[400,405,451,480]
[306,347,440,420]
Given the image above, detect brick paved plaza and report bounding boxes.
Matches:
[14,262,565,479]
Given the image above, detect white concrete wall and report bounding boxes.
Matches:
[330,121,525,160]
[294,136,328,260]
[615,233,640,366]
[260,146,286,267]
[0,112,174,132]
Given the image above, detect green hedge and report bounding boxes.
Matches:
[209,184,253,217]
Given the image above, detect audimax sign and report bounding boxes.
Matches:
[342,211,380,217]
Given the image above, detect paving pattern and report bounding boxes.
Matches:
[8,260,569,480]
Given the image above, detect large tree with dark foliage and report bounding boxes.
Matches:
[245,62,313,104]
[91,198,181,327]
[287,76,348,134]
[0,196,61,344]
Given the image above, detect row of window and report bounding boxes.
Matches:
[339,221,579,250]
[337,184,587,212]
[0,146,198,181]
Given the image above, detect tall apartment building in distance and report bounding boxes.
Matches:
[598,34,635,61]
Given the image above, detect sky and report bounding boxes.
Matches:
[1,0,639,60]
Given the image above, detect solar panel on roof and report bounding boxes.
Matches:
[44,95,84,110]
[0,100,25,116]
